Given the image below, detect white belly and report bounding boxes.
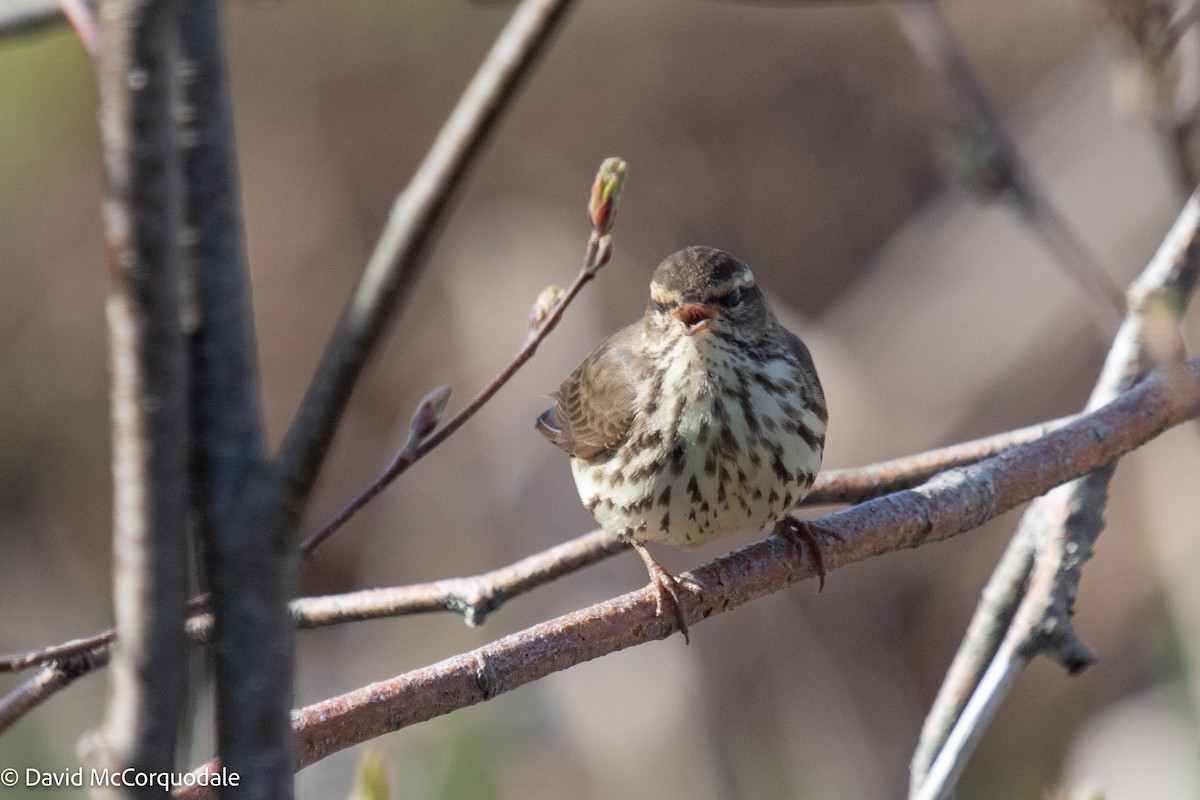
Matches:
[572,342,824,548]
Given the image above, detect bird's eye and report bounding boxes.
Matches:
[726,287,744,306]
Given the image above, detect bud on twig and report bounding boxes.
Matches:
[528,284,565,333]
[406,384,452,453]
[588,157,627,235]
[593,234,614,271]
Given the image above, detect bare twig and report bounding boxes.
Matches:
[1097,0,1200,192]
[80,0,191,790]
[273,0,578,531]
[302,153,624,557]
[911,192,1200,800]
[891,0,1126,318]
[172,359,1200,796]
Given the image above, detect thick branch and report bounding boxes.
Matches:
[171,359,1200,795]
[177,1,272,796]
[82,0,191,795]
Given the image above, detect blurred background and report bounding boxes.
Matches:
[2,1,1200,798]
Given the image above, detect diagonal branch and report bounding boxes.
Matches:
[0,411,1075,679]
[301,155,625,557]
[0,412,1086,736]
[911,192,1200,800]
[171,358,1200,797]
[891,0,1126,318]
[274,0,578,523]
[0,393,1171,738]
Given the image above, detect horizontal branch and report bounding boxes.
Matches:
[170,358,1200,794]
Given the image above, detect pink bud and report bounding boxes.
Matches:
[409,384,451,443]
[588,157,627,235]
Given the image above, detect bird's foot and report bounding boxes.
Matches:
[772,516,843,592]
[629,540,692,644]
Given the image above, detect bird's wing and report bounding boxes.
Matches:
[783,328,828,425]
[537,324,640,460]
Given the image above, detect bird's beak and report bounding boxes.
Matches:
[675,301,718,335]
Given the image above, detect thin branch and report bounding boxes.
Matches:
[0,412,1090,736]
[172,358,1200,796]
[1097,0,1200,193]
[302,173,623,557]
[911,192,1200,799]
[891,0,1126,318]
[807,413,1075,505]
[273,0,578,533]
[80,0,191,788]
[0,648,111,737]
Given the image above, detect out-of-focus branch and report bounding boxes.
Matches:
[301,156,625,557]
[177,0,272,794]
[1097,0,1200,192]
[0,0,66,40]
[911,192,1200,800]
[0,651,108,736]
[80,0,191,793]
[174,4,579,794]
[172,359,1200,796]
[891,0,1126,318]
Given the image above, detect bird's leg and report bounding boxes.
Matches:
[772,516,844,592]
[628,539,691,644]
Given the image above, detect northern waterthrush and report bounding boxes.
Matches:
[538,246,828,638]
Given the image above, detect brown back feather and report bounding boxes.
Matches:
[537,323,641,460]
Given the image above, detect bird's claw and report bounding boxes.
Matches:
[630,540,691,644]
[773,516,843,592]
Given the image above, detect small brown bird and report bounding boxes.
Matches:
[537,246,828,639]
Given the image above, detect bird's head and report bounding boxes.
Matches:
[644,246,770,341]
